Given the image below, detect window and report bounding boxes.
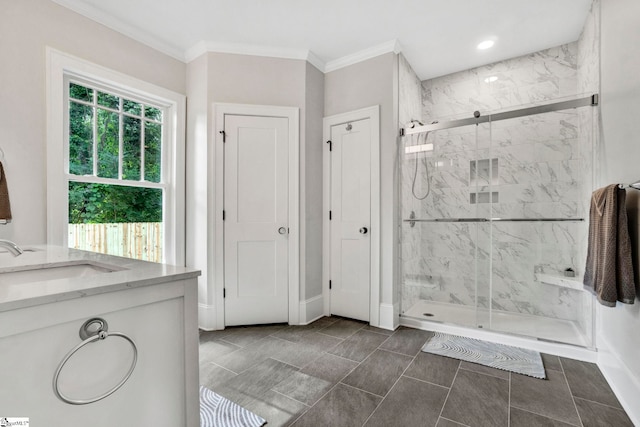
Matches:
[47,49,185,265]
[66,81,165,261]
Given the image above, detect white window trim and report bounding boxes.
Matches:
[46,48,186,265]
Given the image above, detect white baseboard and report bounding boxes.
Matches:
[299,294,325,325]
[597,338,640,426]
[198,303,218,331]
[378,303,398,331]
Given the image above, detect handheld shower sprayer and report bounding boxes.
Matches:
[406,119,437,201]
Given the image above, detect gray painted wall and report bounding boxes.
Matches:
[303,63,325,301]
[599,0,640,413]
[324,52,398,313]
[185,54,210,309]
[185,52,325,325]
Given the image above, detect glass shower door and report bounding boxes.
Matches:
[400,98,596,348]
[485,108,594,347]
[472,122,493,330]
[400,122,490,330]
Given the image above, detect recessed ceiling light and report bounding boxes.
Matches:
[484,76,498,83]
[477,40,495,50]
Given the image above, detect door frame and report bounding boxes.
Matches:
[214,103,300,327]
[322,105,380,326]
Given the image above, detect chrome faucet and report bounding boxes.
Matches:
[0,239,23,256]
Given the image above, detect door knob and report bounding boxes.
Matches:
[278,227,288,235]
[359,227,368,235]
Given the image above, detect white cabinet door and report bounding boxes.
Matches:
[0,280,199,426]
[330,118,371,322]
[224,114,289,326]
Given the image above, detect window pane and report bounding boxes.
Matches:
[97,91,119,109]
[122,116,141,180]
[68,182,163,262]
[69,182,162,223]
[69,101,93,175]
[145,121,162,182]
[145,106,163,122]
[69,83,93,102]
[97,108,119,179]
[123,99,142,116]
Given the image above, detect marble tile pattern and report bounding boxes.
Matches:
[400,34,598,343]
[398,53,423,129]
[399,53,424,285]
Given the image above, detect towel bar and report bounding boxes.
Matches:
[53,317,137,405]
[619,181,640,190]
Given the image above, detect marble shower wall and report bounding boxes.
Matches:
[422,43,580,122]
[398,53,425,290]
[398,54,422,127]
[401,33,598,327]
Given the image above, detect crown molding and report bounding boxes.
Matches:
[184,41,326,72]
[324,39,402,73]
[51,0,186,62]
[305,51,326,73]
[184,40,403,74]
[51,0,402,74]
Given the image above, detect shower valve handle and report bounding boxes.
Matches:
[359,227,368,235]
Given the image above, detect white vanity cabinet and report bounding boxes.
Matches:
[0,248,200,426]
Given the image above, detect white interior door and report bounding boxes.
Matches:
[330,118,371,322]
[224,114,289,326]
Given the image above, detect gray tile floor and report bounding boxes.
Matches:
[199,317,634,427]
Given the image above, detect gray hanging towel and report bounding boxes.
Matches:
[584,184,636,306]
[0,161,12,222]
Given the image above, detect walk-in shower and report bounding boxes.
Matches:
[399,95,598,348]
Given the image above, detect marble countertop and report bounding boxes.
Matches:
[0,245,200,312]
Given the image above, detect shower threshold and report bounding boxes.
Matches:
[402,300,590,347]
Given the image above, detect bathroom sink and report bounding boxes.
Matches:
[0,262,121,285]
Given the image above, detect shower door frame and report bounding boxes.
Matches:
[401,95,598,137]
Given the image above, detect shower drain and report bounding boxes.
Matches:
[422,313,434,317]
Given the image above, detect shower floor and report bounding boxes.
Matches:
[402,300,590,347]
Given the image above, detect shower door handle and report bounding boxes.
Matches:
[359,227,368,235]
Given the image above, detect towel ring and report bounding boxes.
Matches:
[53,318,137,405]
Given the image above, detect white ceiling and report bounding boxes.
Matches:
[52,0,593,80]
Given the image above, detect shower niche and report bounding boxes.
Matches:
[469,158,498,204]
[400,98,597,348]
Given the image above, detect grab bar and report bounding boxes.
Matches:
[53,318,137,405]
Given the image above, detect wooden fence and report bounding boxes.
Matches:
[68,222,163,263]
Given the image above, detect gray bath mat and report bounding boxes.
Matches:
[200,386,266,427]
[422,332,546,379]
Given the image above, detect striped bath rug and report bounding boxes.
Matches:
[422,332,546,379]
[200,386,266,427]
